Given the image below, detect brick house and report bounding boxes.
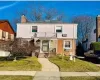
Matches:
[0,20,15,41]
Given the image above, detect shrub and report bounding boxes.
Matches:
[91,42,100,51]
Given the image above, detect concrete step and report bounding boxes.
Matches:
[38,53,49,58]
[38,53,45,58]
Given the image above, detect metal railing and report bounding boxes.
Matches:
[33,32,57,38]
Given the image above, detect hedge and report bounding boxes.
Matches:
[91,42,100,51]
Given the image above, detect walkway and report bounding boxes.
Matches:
[33,58,60,80]
[38,58,59,71]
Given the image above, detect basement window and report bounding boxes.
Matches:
[32,26,37,32]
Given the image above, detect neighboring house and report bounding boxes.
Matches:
[83,15,100,51]
[16,15,78,56]
[0,20,15,57]
[87,26,96,49]
[0,20,15,41]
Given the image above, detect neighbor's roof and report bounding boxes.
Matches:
[0,20,15,34]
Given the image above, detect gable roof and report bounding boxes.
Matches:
[0,20,15,34]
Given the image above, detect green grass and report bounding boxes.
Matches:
[0,57,41,71]
[0,76,32,80]
[49,56,100,72]
[61,77,100,80]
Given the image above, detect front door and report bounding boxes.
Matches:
[42,40,49,52]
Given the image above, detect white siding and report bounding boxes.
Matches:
[17,23,78,39]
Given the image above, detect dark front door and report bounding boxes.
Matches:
[42,40,49,52]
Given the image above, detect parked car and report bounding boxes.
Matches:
[84,42,100,60]
[84,50,100,60]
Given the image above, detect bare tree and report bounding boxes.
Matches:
[14,5,64,23]
[44,8,57,20]
[30,6,43,21]
[72,16,95,43]
[56,13,65,21]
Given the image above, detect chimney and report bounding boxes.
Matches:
[21,15,27,23]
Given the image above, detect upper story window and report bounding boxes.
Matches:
[32,26,37,32]
[56,26,62,33]
[63,40,72,50]
[2,31,6,38]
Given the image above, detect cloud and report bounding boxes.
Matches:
[0,2,18,10]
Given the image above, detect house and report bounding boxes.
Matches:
[16,15,78,56]
[83,15,100,51]
[0,20,15,57]
[0,20,15,41]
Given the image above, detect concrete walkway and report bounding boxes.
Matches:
[38,58,59,71]
[33,58,60,80]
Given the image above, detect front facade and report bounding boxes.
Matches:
[17,22,78,56]
[0,21,15,41]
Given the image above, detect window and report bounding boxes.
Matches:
[2,31,6,38]
[56,26,62,32]
[64,40,72,50]
[94,29,96,33]
[32,26,37,32]
[8,33,11,39]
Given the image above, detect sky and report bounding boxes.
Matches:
[0,1,100,31]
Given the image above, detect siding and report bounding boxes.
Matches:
[17,23,77,39]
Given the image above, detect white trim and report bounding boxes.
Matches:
[40,40,43,53]
[55,26,62,33]
[56,39,58,53]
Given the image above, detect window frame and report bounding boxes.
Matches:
[63,40,72,50]
[2,31,6,38]
[55,26,62,33]
[8,33,11,39]
[32,26,37,32]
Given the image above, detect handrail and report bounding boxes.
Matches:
[33,32,57,38]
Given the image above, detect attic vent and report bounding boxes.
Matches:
[62,34,67,37]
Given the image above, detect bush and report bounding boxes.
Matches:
[91,42,100,51]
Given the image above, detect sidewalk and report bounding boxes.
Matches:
[33,58,60,80]
[0,71,99,76]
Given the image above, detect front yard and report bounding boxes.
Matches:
[61,77,100,80]
[49,56,100,72]
[0,57,41,71]
[0,76,33,80]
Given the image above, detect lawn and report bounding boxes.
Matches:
[61,77,100,80]
[0,76,33,80]
[0,57,41,71]
[49,56,100,72]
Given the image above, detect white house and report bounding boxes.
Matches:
[16,15,78,56]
